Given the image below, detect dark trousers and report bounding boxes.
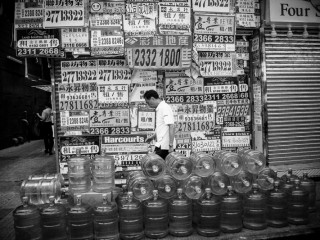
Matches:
[155,147,169,160]
[41,122,53,153]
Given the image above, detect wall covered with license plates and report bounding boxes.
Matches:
[14,0,261,184]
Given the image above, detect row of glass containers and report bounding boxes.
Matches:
[13,177,311,240]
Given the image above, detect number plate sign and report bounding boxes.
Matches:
[194,14,235,51]
[98,84,129,108]
[191,132,221,152]
[158,0,191,35]
[199,52,237,77]
[16,29,62,57]
[43,0,85,28]
[123,2,157,36]
[192,0,233,13]
[59,136,100,162]
[15,1,44,29]
[101,134,148,153]
[217,104,250,117]
[61,59,98,83]
[90,0,125,14]
[177,121,215,132]
[60,110,90,133]
[89,109,130,128]
[125,35,192,70]
[97,59,131,84]
[61,28,89,51]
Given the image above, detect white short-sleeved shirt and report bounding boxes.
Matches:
[155,101,175,150]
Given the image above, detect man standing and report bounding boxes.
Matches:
[37,103,53,155]
[144,90,176,159]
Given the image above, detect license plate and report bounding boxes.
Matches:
[166,95,204,103]
[90,127,130,135]
[59,99,98,111]
[177,121,214,132]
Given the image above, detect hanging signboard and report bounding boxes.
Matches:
[89,109,130,135]
[123,1,157,36]
[137,106,156,131]
[199,51,237,77]
[236,13,257,28]
[235,0,255,13]
[191,132,221,152]
[16,29,63,57]
[158,0,191,35]
[14,0,44,29]
[125,35,192,70]
[90,0,126,14]
[59,135,100,162]
[61,28,89,51]
[61,59,98,83]
[43,0,86,28]
[130,82,157,103]
[165,77,204,104]
[98,84,129,108]
[194,14,235,51]
[97,59,131,84]
[60,110,90,133]
[192,0,234,13]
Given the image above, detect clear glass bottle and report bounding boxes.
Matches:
[214,150,242,177]
[182,175,204,200]
[168,188,193,237]
[92,150,115,193]
[238,149,266,175]
[165,152,193,180]
[220,186,243,233]
[189,152,215,177]
[208,171,230,196]
[196,188,221,237]
[267,181,288,227]
[93,193,119,240]
[67,194,93,240]
[256,167,277,191]
[143,190,169,238]
[243,183,267,230]
[141,153,166,180]
[230,170,253,194]
[127,171,154,201]
[13,196,42,240]
[40,196,67,240]
[119,191,144,240]
[154,172,177,199]
[288,179,309,225]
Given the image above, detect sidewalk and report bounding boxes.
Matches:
[0,140,57,240]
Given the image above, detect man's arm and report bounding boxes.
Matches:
[146,133,156,143]
[168,124,175,152]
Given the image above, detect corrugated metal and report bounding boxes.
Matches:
[264,27,320,166]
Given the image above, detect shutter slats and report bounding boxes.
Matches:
[265,27,320,166]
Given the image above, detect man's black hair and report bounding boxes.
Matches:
[143,90,159,100]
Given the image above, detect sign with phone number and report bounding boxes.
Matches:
[193,0,233,13]
[199,59,236,77]
[166,95,204,104]
[204,92,249,101]
[90,126,130,135]
[59,99,98,111]
[217,105,250,117]
[192,139,221,152]
[43,0,85,28]
[89,109,130,128]
[222,135,250,147]
[177,121,215,132]
[126,47,191,69]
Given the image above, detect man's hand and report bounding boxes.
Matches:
[145,134,155,143]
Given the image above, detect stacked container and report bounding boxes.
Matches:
[92,150,115,193]
[300,172,316,212]
[154,172,178,199]
[127,171,154,201]
[214,150,242,177]
[165,152,193,181]
[238,149,266,174]
[141,153,166,180]
[182,175,204,200]
[189,151,215,177]
[230,170,254,194]
[68,148,92,194]
[256,168,277,191]
[143,190,169,238]
[208,171,230,196]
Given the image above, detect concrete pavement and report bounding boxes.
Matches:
[0,140,57,240]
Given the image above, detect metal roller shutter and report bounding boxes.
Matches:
[264,27,320,169]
